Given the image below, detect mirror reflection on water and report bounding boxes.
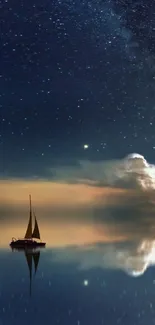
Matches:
[1,234,155,325]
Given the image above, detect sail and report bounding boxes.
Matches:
[33,251,40,275]
[24,195,32,239]
[32,213,40,239]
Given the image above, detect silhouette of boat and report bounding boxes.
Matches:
[10,195,46,249]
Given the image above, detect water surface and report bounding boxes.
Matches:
[1,239,155,325]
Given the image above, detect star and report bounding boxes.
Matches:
[83,144,89,150]
[83,279,89,286]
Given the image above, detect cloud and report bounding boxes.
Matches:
[49,159,120,186]
[83,154,155,242]
[52,239,155,277]
[50,153,155,191]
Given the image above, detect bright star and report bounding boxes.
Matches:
[83,144,89,149]
[83,279,89,286]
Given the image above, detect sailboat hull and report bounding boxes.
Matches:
[10,239,46,249]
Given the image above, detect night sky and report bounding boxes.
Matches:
[2,2,155,324]
[1,0,155,177]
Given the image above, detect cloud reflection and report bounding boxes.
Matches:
[52,239,155,277]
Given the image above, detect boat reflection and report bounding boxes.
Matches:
[11,247,44,296]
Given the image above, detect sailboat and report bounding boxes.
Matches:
[10,195,46,248]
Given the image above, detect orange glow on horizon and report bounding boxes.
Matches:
[0,179,128,208]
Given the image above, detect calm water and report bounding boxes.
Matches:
[1,242,155,325]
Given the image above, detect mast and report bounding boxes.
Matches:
[24,195,32,239]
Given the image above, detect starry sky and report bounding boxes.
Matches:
[1,0,155,178]
[2,3,155,321]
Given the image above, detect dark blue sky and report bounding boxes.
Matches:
[1,0,155,177]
